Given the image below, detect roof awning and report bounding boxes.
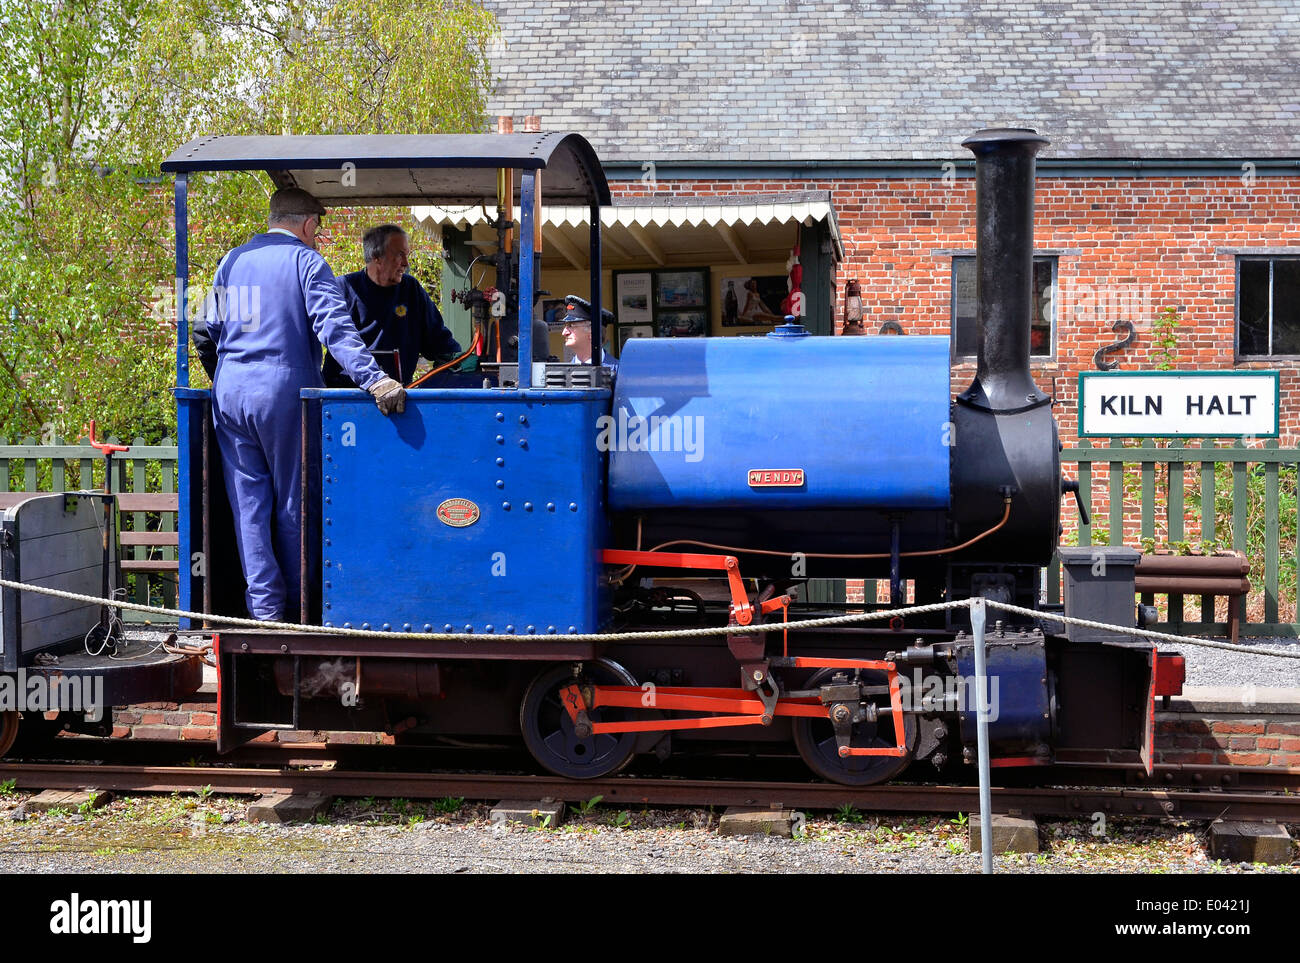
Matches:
[412,191,843,268]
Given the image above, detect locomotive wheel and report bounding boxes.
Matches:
[0,711,63,759]
[792,667,917,786]
[0,711,18,757]
[519,659,639,779]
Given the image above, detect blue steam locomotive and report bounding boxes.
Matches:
[147,128,1182,785]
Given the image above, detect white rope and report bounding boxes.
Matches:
[0,576,966,641]
[3,574,1298,657]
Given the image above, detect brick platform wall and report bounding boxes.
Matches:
[96,688,1300,768]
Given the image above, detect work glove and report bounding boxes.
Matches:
[368,376,406,416]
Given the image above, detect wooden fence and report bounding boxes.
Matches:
[0,436,178,620]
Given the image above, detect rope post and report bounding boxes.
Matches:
[971,597,994,875]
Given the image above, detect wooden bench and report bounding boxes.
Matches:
[1135,552,1251,643]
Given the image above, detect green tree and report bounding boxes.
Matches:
[0,0,497,444]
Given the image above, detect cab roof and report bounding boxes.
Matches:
[161,132,610,206]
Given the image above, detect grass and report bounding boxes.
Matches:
[835,804,865,824]
[573,795,603,817]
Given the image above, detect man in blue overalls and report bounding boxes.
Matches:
[321,224,461,387]
[193,188,406,622]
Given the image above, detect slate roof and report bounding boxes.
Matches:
[482,1,1300,161]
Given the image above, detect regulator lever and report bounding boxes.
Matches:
[1061,478,1090,527]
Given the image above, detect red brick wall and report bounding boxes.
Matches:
[612,173,1300,450]
[1157,717,1300,769]
[95,694,1300,769]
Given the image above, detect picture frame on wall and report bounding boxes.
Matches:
[657,310,708,338]
[616,272,653,325]
[541,298,568,327]
[655,270,707,308]
[618,324,655,351]
[611,267,712,353]
[719,272,788,326]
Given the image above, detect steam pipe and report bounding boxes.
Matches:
[956,128,1050,413]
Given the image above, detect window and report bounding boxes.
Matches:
[1237,257,1300,357]
[951,256,1056,359]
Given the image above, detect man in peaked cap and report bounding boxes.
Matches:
[193,187,406,622]
[560,295,618,370]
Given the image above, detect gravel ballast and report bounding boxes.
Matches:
[0,791,1294,875]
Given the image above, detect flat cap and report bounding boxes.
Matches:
[269,187,326,218]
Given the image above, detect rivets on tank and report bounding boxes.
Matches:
[524,502,533,511]
[443,623,453,632]
[517,438,528,448]
[496,457,505,466]
[324,496,331,504]
[382,623,391,631]
[546,502,556,512]
[518,415,528,425]
[496,479,505,488]
[324,581,331,589]
[547,625,557,634]
[567,625,577,634]
[325,454,332,462]
[495,434,505,444]
[526,625,536,634]
[505,624,515,633]
[324,602,331,610]
[422,624,432,633]
[495,411,505,421]
[325,411,332,420]
[325,538,331,546]
[485,624,495,633]
[463,624,473,633]
[343,622,352,629]
[324,559,331,567]
[402,623,411,632]
[362,622,370,630]
[569,502,578,512]
[324,434,332,441]
[503,501,511,510]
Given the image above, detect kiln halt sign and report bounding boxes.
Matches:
[1078,371,1279,438]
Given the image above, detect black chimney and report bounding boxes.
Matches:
[956,128,1050,413]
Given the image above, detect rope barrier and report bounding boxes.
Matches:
[0,576,965,641]
[1,574,1298,657]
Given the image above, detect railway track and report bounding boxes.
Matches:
[2,746,1298,822]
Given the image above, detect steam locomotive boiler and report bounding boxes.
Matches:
[162,127,1182,786]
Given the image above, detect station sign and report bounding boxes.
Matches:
[1078,371,1279,438]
